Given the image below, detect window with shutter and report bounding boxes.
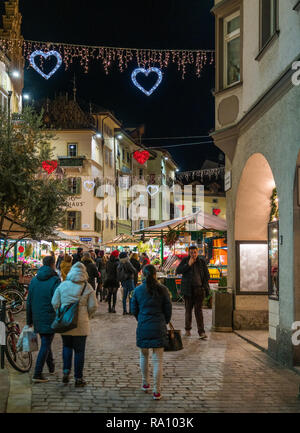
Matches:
[76,178,82,195]
[75,212,82,231]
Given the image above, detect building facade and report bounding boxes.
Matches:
[212,0,300,366]
[0,0,24,113]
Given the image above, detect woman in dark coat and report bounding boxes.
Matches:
[131,265,172,401]
[26,256,61,383]
[103,250,120,313]
[81,252,100,290]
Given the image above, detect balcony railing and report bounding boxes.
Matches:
[58,156,86,167]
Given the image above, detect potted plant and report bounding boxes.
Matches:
[212,276,233,332]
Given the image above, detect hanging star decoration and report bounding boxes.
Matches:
[30,50,63,80]
[131,67,163,96]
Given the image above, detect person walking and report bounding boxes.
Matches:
[60,254,73,281]
[130,253,141,287]
[95,250,106,302]
[56,251,64,276]
[26,256,61,383]
[131,265,172,401]
[81,252,100,290]
[176,245,210,340]
[72,247,83,265]
[117,252,137,315]
[52,262,97,387]
[140,252,150,270]
[103,250,120,313]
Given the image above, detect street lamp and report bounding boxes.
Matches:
[11,70,20,78]
[23,94,30,101]
[117,134,123,140]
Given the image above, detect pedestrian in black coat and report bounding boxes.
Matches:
[104,251,120,313]
[81,252,100,290]
[130,253,141,287]
[72,248,83,265]
[176,245,210,340]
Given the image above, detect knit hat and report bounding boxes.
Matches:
[111,250,120,258]
[119,252,128,259]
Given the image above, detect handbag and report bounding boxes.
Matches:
[164,322,183,352]
[51,283,87,334]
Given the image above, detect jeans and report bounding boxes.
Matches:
[62,336,87,379]
[34,334,55,376]
[122,280,135,313]
[140,348,164,394]
[184,286,205,335]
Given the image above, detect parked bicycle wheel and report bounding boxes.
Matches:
[1,290,24,315]
[5,331,32,373]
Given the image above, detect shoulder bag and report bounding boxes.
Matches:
[164,322,183,352]
[51,283,87,334]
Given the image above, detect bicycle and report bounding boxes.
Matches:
[0,297,32,373]
[0,280,28,315]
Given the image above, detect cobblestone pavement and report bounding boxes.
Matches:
[16,300,300,413]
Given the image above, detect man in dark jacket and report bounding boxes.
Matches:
[117,252,137,315]
[26,256,61,383]
[56,251,64,274]
[176,245,210,339]
[72,247,83,265]
[81,252,100,290]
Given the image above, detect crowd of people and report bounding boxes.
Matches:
[26,245,210,400]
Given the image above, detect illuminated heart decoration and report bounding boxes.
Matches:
[131,67,163,96]
[30,50,63,80]
[213,209,221,216]
[147,185,159,197]
[177,205,185,211]
[84,180,95,193]
[42,160,58,175]
[133,150,150,165]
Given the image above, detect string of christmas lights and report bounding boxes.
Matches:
[0,38,214,78]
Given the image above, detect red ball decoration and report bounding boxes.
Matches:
[133,151,150,165]
[42,160,58,175]
[18,246,25,253]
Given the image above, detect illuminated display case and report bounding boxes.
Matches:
[268,221,279,300]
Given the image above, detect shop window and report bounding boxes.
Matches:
[68,143,78,157]
[66,211,81,231]
[260,0,278,49]
[68,177,81,195]
[224,11,241,88]
[236,241,268,294]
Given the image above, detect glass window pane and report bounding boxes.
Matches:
[227,36,240,85]
[227,16,240,34]
[239,243,268,292]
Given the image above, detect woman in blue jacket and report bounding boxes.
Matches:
[131,265,172,401]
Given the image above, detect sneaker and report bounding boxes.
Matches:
[75,378,87,388]
[153,392,162,400]
[32,374,49,383]
[141,384,150,392]
[62,374,70,384]
[185,331,191,337]
[199,333,208,340]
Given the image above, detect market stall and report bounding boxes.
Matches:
[134,210,227,301]
[103,234,139,253]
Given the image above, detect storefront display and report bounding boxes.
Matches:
[268,221,279,300]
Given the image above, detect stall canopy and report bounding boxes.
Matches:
[134,210,227,238]
[103,234,139,247]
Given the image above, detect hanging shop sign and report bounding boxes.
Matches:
[80,238,93,242]
[225,171,232,192]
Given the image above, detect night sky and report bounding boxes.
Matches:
[20,0,217,171]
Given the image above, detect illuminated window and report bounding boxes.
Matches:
[68,143,78,157]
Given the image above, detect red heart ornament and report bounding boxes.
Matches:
[177,205,185,211]
[133,150,150,165]
[42,160,58,175]
[213,209,221,216]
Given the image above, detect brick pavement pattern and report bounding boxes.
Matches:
[18,300,300,413]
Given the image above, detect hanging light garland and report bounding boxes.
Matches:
[0,38,214,79]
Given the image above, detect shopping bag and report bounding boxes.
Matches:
[164,322,183,352]
[17,326,39,352]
